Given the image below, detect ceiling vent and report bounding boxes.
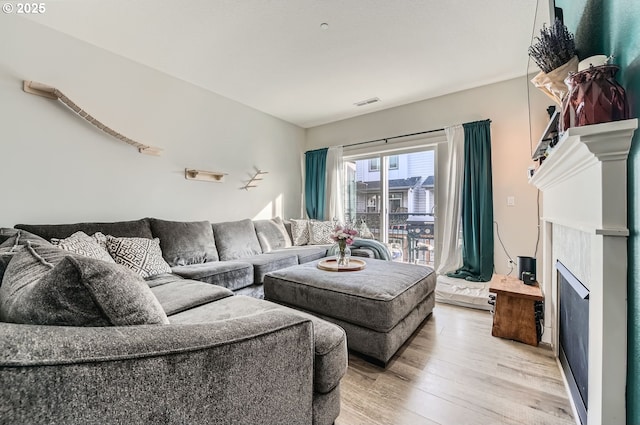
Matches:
[354,97,381,107]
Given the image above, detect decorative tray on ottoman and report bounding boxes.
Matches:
[317,258,366,272]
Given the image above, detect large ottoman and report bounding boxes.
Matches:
[264,258,436,365]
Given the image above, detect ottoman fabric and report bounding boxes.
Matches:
[313,292,435,364]
[264,258,436,332]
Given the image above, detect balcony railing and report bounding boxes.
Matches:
[348,212,435,266]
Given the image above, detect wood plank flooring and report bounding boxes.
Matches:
[335,303,575,425]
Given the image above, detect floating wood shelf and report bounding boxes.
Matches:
[23,80,163,156]
[242,170,268,190]
[185,168,227,183]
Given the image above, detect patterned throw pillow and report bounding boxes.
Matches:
[51,231,115,264]
[290,219,310,246]
[105,236,172,278]
[308,220,335,245]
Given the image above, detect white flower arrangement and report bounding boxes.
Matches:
[330,225,358,246]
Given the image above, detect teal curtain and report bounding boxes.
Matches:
[448,120,494,282]
[304,148,328,219]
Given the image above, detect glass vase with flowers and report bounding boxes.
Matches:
[331,224,358,266]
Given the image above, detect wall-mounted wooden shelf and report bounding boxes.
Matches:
[185,169,227,183]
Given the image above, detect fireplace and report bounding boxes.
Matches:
[529,119,637,425]
[557,261,589,425]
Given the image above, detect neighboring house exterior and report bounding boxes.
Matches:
[348,151,435,217]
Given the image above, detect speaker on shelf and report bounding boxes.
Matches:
[518,256,536,283]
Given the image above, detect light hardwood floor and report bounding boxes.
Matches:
[335,303,575,425]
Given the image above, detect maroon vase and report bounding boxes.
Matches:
[562,65,630,131]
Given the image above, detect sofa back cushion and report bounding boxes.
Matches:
[0,243,169,326]
[211,219,262,260]
[149,218,219,266]
[254,217,292,253]
[15,218,153,241]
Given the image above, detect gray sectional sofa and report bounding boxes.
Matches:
[0,217,349,425]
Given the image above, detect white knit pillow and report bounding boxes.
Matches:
[308,221,335,245]
[290,219,310,246]
[105,236,172,278]
[51,231,115,264]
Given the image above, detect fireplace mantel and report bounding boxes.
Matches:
[529,119,637,425]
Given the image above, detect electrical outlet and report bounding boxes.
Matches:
[507,196,515,206]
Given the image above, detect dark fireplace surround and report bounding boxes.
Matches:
[557,261,589,425]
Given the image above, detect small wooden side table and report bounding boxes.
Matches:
[489,274,544,346]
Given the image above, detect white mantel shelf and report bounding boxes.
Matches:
[530,119,637,191]
[530,119,638,237]
[530,118,637,425]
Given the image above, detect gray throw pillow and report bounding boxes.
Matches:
[211,219,262,260]
[0,228,51,249]
[149,218,219,266]
[0,246,21,286]
[254,217,293,252]
[0,243,169,326]
[0,230,51,284]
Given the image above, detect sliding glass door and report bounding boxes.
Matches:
[344,149,436,267]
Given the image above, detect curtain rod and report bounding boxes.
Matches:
[342,127,445,149]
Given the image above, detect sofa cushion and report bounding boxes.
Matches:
[144,272,186,288]
[50,231,115,264]
[151,279,233,315]
[254,217,292,253]
[171,261,254,291]
[0,244,169,326]
[105,236,172,278]
[149,218,219,266]
[269,246,329,264]
[241,253,298,284]
[169,295,347,394]
[212,219,262,260]
[308,221,335,245]
[15,218,153,241]
[290,219,310,246]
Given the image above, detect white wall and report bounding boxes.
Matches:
[306,77,551,275]
[0,17,305,227]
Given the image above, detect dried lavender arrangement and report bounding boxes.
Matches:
[529,19,576,73]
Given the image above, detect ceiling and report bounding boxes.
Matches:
[26,0,548,128]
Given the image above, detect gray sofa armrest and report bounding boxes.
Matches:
[0,310,314,425]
